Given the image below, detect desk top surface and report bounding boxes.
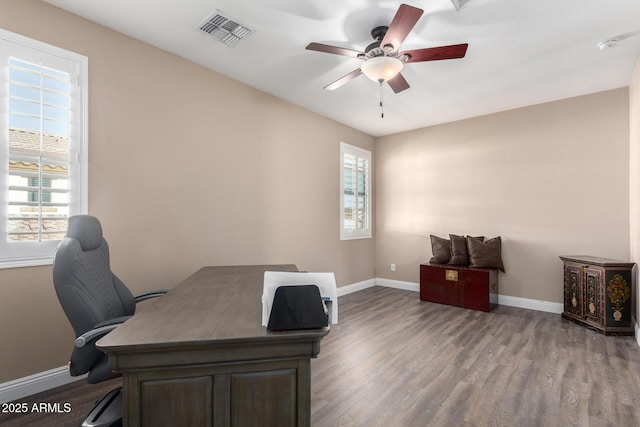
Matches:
[97,264,329,352]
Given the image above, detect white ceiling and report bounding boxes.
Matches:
[43,0,640,137]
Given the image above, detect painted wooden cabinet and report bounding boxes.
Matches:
[560,255,634,335]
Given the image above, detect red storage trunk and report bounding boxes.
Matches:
[420,263,498,312]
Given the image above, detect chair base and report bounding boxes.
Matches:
[82,386,122,427]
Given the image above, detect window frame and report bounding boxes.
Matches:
[340,142,372,240]
[0,29,88,268]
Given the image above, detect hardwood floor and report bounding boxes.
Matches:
[311,287,640,426]
[3,286,640,426]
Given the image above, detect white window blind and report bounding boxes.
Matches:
[340,142,371,240]
[0,29,88,268]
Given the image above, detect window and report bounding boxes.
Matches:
[340,142,371,240]
[0,29,88,268]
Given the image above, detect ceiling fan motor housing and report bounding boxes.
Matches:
[366,26,390,57]
[371,26,388,41]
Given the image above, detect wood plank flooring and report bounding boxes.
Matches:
[2,286,640,426]
[311,286,640,426]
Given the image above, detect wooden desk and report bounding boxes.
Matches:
[97,265,329,427]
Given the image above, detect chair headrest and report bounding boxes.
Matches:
[66,215,103,251]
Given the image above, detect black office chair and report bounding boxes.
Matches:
[53,215,166,427]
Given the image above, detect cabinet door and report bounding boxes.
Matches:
[229,369,297,427]
[139,376,213,426]
[563,263,583,319]
[604,268,633,329]
[583,267,603,325]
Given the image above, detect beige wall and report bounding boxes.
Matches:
[375,89,630,304]
[629,57,640,330]
[0,0,375,383]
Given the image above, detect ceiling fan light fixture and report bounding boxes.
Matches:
[360,56,404,83]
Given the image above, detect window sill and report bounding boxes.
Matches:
[340,235,372,241]
[0,256,54,269]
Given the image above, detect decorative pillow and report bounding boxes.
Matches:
[448,234,483,266]
[467,236,505,272]
[429,235,451,264]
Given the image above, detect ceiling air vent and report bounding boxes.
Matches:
[198,11,252,47]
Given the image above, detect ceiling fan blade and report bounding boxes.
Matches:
[306,42,364,58]
[387,73,410,93]
[324,68,363,90]
[401,44,468,63]
[380,4,424,52]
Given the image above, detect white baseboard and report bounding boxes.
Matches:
[337,278,376,296]
[375,278,420,292]
[0,366,81,404]
[373,278,564,314]
[497,294,564,314]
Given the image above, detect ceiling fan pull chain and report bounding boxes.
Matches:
[380,81,384,118]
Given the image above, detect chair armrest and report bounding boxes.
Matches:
[74,324,121,348]
[134,290,167,303]
[75,316,132,348]
[74,292,167,348]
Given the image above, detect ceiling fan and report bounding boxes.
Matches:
[306,3,468,94]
